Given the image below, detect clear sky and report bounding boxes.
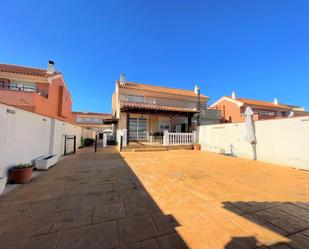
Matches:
[1,0,308,112]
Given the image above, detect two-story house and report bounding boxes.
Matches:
[0,61,75,123]
[112,74,217,145]
[211,92,308,123]
[73,111,117,140]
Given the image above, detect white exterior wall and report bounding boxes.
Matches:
[198,116,309,170]
[0,103,95,177]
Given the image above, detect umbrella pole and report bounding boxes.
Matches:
[252,143,257,161]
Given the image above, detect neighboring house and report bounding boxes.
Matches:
[210,92,308,123]
[0,61,75,123]
[112,74,220,144]
[73,111,117,139]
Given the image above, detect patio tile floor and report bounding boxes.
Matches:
[0,147,308,249]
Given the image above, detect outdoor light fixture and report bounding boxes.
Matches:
[7,109,15,114]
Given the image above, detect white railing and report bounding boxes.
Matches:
[120,95,157,105]
[163,130,197,145]
[119,94,199,109]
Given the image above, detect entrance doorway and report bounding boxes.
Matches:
[129,117,147,140]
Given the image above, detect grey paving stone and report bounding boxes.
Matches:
[56,221,118,249]
[118,214,159,245]
[93,202,126,223]
[24,232,61,249]
[0,214,56,242]
[127,238,160,249]
[254,208,309,235]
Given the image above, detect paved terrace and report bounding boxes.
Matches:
[0,147,309,249]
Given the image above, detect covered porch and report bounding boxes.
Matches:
[119,104,198,147]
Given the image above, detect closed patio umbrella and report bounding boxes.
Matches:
[244,107,257,160]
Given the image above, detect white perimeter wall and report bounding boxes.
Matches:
[0,103,95,177]
[198,116,309,170]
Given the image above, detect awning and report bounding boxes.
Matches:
[120,103,197,116]
[103,118,118,124]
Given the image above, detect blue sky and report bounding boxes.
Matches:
[1,0,308,112]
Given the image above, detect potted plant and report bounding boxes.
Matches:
[9,163,33,184]
[193,143,201,150]
[0,177,7,194]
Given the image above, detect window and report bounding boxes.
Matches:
[121,94,156,105]
[76,117,103,124]
[10,82,36,92]
[259,110,276,116]
[127,94,145,103]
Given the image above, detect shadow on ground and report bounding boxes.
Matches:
[223,201,309,249]
[0,147,189,249]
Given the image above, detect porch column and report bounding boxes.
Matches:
[126,112,130,145]
[188,116,192,132]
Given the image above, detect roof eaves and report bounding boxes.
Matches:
[118,81,209,99]
[210,96,244,107]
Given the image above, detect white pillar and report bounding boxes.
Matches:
[163,130,169,146]
[103,134,107,148]
[49,119,56,155]
[112,124,115,140]
[193,130,197,144]
[122,129,127,147]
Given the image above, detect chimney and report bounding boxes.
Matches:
[194,85,200,94]
[274,98,278,105]
[119,73,126,85]
[47,60,55,74]
[231,91,236,100]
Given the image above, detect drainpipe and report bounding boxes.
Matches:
[197,87,201,126]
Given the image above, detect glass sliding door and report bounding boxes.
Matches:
[129,117,148,140]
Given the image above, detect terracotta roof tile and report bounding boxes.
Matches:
[0,64,60,77]
[118,81,209,99]
[121,103,197,113]
[73,111,113,118]
[226,96,291,109]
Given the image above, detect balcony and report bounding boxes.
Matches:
[0,82,48,98]
[0,82,49,110]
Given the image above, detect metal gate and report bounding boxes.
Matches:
[64,135,76,155]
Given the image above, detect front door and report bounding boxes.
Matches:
[129,117,148,140]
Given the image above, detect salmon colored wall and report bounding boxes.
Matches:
[213,100,290,123]
[213,99,245,123]
[34,77,75,124]
[0,90,36,107]
[36,82,49,93]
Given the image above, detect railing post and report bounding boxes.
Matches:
[73,135,76,154]
[64,135,67,155]
[95,134,98,152]
[122,129,127,147]
[193,130,197,144]
[163,130,169,146]
[103,134,107,148]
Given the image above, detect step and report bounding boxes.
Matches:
[122,145,193,152]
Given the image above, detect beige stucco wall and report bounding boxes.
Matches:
[118,112,127,130]
[198,116,309,170]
